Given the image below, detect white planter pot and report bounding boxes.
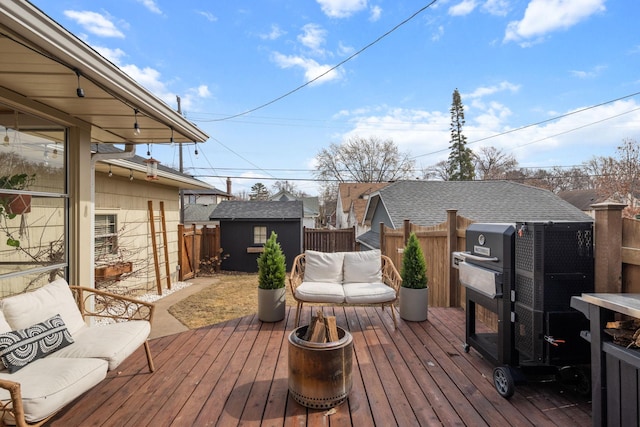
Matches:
[258,287,286,322]
[399,287,428,322]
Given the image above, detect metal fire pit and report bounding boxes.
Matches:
[288,325,353,409]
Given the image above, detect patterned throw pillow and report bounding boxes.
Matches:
[0,314,74,373]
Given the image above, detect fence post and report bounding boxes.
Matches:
[403,219,411,244]
[447,209,458,307]
[592,202,626,293]
[177,224,184,281]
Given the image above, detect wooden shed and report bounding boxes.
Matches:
[210,200,303,272]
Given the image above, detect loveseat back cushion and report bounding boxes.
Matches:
[0,312,11,334]
[0,357,107,424]
[303,251,345,283]
[343,282,397,304]
[0,314,74,373]
[343,250,382,284]
[0,279,86,336]
[51,320,151,371]
[294,282,346,304]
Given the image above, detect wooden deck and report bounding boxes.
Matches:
[46,306,591,426]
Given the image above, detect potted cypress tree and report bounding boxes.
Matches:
[399,232,429,321]
[257,231,287,322]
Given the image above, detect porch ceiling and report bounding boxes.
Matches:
[0,1,208,145]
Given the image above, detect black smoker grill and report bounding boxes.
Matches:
[453,221,594,398]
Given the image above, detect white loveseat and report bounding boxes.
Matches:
[289,250,402,328]
[0,278,155,427]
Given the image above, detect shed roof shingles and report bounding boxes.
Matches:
[210,200,304,220]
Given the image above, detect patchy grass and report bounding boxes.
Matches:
[168,273,297,329]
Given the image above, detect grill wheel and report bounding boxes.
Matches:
[493,366,515,399]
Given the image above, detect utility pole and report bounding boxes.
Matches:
[177,95,183,173]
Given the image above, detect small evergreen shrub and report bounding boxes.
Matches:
[400,232,428,289]
[257,231,286,289]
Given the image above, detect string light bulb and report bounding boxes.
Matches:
[108,165,113,178]
[3,129,8,146]
[129,169,134,181]
[170,127,174,146]
[194,142,199,159]
[133,109,140,135]
[75,69,85,98]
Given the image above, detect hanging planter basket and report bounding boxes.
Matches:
[0,193,31,215]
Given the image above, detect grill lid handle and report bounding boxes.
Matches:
[460,253,499,263]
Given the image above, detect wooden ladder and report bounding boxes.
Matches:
[148,200,172,295]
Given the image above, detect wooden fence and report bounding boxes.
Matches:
[379,211,474,309]
[303,226,356,252]
[177,224,220,280]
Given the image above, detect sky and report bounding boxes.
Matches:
[31,0,640,196]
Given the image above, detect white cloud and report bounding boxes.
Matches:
[137,0,162,14]
[271,52,343,84]
[63,10,125,38]
[338,41,355,56]
[298,23,327,55]
[504,0,606,45]
[316,0,368,18]
[369,5,382,22]
[93,46,127,63]
[197,11,218,22]
[432,25,445,42]
[449,0,478,16]
[260,24,286,40]
[570,65,607,79]
[464,81,521,99]
[482,0,509,16]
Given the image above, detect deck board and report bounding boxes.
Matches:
[46,306,591,426]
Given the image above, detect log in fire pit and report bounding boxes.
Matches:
[288,311,353,409]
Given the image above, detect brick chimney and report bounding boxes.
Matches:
[226,177,232,196]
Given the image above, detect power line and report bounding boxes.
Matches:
[412,91,640,159]
[202,1,438,122]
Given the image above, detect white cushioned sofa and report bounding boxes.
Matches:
[0,278,155,427]
[289,250,402,328]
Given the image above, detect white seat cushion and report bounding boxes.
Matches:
[343,282,397,304]
[303,251,344,283]
[294,282,345,304]
[0,279,86,336]
[0,357,107,423]
[52,320,150,371]
[343,250,382,284]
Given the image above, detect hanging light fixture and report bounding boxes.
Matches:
[133,109,141,135]
[144,157,160,181]
[108,164,113,178]
[169,127,175,146]
[75,69,85,98]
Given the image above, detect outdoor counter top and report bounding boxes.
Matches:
[576,293,640,319]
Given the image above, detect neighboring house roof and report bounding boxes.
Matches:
[365,180,593,229]
[558,189,608,211]
[210,200,304,221]
[183,204,217,223]
[183,188,231,197]
[269,191,320,218]
[338,183,389,222]
[92,144,214,190]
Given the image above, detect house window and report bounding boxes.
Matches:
[95,214,118,256]
[253,226,267,245]
[0,106,67,296]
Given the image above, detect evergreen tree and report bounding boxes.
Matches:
[400,233,428,289]
[447,89,475,181]
[257,232,286,289]
[249,182,270,200]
